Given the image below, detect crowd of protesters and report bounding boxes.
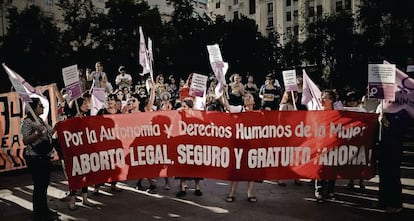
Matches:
[22,60,408,220]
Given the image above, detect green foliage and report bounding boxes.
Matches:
[96,0,163,78]
[57,0,100,65]
[0,5,60,90]
[358,0,414,66]
[5,0,412,95]
[297,12,364,90]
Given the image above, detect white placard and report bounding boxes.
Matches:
[368,64,396,101]
[62,65,79,85]
[282,69,298,91]
[189,73,208,97]
[368,64,396,84]
[207,44,223,63]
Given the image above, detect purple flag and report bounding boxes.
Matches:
[383,61,414,118]
[3,63,50,121]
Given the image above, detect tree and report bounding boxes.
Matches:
[57,0,101,66]
[98,0,163,78]
[301,12,358,89]
[358,0,414,67]
[0,5,60,91]
[163,0,210,79]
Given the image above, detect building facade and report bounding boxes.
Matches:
[0,0,208,36]
[207,0,360,44]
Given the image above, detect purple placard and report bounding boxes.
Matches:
[189,88,204,97]
[368,82,396,101]
[66,82,82,101]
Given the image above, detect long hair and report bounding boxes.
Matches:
[26,97,41,120]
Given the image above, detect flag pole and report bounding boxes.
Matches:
[89,79,95,94]
[378,99,384,142]
[25,102,41,125]
[291,91,297,110]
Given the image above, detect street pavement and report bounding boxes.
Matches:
[0,164,413,221]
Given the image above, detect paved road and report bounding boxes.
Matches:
[0,165,413,221]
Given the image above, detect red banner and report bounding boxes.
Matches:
[0,86,60,173]
[0,92,26,172]
[56,110,379,190]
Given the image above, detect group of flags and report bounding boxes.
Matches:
[300,61,414,118]
[3,33,414,120]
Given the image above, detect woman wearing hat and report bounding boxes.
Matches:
[21,98,58,220]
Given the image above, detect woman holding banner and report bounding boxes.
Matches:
[21,98,58,221]
[67,97,96,210]
[176,98,204,197]
[222,93,258,203]
[93,94,123,195]
[127,80,159,194]
[314,90,337,200]
[279,90,302,186]
[377,108,410,213]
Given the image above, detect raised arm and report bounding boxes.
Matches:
[145,79,156,112]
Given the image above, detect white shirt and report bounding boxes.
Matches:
[115,73,132,89]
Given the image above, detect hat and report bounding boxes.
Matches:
[118,66,126,72]
[266,73,275,80]
[160,91,171,101]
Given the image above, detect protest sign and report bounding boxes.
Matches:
[56,110,378,190]
[282,70,298,91]
[62,64,82,101]
[189,73,208,97]
[368,64,396,100]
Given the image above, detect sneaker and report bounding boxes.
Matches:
[276,180,286,187]
[47,209,58,216]
[136,184,144,191]
[93,187,100,196]
[59,193,71,202]
[315,192,323,200]
[147,185,157,194]
[346,183,354,190]
[68,204,77,211]
[328,193,335,199]
[384,207,403,213]
[83,200,96,207]
[194,189,203,196]
[111,186,123,192]
[147,189,157,194]
[294,179,303,186]
[176,190,186,197]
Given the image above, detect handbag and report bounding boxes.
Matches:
[32,120,53,155]
[32,139,53,155]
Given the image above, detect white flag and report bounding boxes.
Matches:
[3,63,50,121]
[139,26,151,76]
[90,88,106,116]
[207,44,228,98]
[301,70,322,110]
